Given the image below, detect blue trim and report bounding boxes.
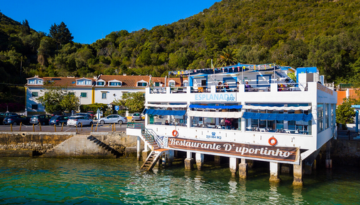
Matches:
[144,109,186,116]
[256,74,271,87]
[189,104,242,109]
[223,77,237,88]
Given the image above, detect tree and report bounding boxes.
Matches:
[21,19,30,35]
[37,86,65,113]
[37,86,79,113]
[336,98,356,130]
[113,92,144,113]
[218,48,236,66]
[60,94,80,112]
[50,22,74,46]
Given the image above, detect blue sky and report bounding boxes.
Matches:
[1,0,220,44]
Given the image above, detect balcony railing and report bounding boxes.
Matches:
[147,83,310,95]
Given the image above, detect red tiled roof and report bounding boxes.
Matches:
[26,75,186,88]
[99,75,150,87]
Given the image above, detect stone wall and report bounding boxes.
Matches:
[0,132,143,158]
[0,132,75,156]
[330,139,360,167]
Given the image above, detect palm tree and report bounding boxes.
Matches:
[218,48,236,66]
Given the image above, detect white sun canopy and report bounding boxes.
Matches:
[188,110,244,118]
[242,105,311,111]
[145,104,187,108]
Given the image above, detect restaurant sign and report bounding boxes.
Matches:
[165,137,299,164]
[194,93,236,102]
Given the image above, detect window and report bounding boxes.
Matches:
[169,81,175,87]
[97,81,105,86]
[325,104,329,129]
[69,92,75,95]
[81,92,87,98]
[109,82,121,86]
[38,80,43,84]
[72,81,75,84]
[85,80,92,85]
[201,80,207,86]
[183,81,189,87]
[29,79,36,84]
[317,104,323,133]
[154,82,160,87]
[224,78,237,88]
[102,92,106,99]
[137,82,147,87]
[32,92,38,97]
[32,104,38,110]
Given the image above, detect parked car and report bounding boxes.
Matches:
[132,113,142,121]
[3,115,30,125]
[49,115,69,126]
[67,116,93,127]
[86,111,94,119]
[30,115,52,125]
[98,114,127,125]
[74,113,92,119]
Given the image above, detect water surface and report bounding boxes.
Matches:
[0,157,359,204]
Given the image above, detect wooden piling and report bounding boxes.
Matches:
[19,122,22,131]
[33,124,35,132]
[54,124,56,132]
[95,123,98,132]
[10,124,12,132]
[39,123,42,131]
[61,123,64,131]
[91,124,93,132]
[113,123,116,131]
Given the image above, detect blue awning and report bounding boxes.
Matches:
[242,112,253,119]
[144,109,186,116]
[268,114,277,120]
[303,113,312,121]
[259,113,269,120]
[294,114,305,121]
[189,105,242,109]
[242,112,312,121]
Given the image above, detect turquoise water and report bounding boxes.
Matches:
[0,157,359,204]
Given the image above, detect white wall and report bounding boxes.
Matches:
[94,88,145,105]
[26,87,45,113]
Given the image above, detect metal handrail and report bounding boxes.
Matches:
[127,122,164,148]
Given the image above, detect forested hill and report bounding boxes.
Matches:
[1,0,360,85]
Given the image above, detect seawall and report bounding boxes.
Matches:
[0,132,143,158]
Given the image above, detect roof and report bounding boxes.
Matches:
[25,75,187,88]
[99,75,150,88]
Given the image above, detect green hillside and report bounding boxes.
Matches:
[1,0,360,86]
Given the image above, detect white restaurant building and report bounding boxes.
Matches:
[127,64,337,186]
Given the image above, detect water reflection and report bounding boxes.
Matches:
[0,158,359,204]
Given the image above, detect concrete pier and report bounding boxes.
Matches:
[326,141,332,169]
[281,164,291,174]
[185,151,194,171]
[214,156,221,165]
[196,153,204,170]
[293,160,303,186]
[229,157,238,177]
[168,150,174,166]
[137,136,141,161]
[239,158,247,179]
[269,162,280,183]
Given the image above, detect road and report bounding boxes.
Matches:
[0,121,145,134]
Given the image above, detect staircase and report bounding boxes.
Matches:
[87,136,122,157]
[140,149,168,171]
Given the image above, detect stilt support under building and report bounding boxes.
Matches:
[196,153,204,170]
[269,162,280,183]
[293,160,303,186]
[185,151,194,171]
[229,157,238,177]
[239,158,247,179]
